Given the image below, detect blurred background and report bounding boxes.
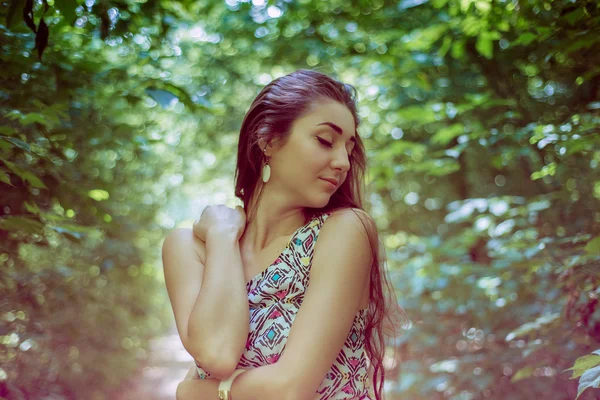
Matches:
[1,0,599,399]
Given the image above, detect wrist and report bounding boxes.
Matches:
[206,227,240,245]
[218,369,247,400]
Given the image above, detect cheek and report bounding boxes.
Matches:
[282,140,329,178]
[298,142,326,165]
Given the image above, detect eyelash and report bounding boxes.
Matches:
[317,137,333,148]
[317,137,353,158]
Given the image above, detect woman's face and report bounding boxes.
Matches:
[267,99,356,207]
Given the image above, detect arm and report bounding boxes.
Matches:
[175,208,373,400]
[176,363,290,400]
[176,364,322,400]
[162,228,250,380]
[274,208,374,400]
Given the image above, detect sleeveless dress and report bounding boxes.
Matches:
[195,211,373,399]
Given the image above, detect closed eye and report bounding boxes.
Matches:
[317,137,333,147]
[317,137,353,158]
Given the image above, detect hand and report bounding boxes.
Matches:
[193,204,247,242]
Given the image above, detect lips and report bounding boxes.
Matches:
[320,177,338,187]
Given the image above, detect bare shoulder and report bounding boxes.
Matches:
[316,207,377,261]
[319,208,375,309]
[162,228,207,265]
[326,207,377,236]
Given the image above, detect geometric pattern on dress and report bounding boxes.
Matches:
[194,211,372,399]
[316,308,371,399]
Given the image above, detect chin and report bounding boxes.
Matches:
[306,195,331,209]
[319,194,336,207]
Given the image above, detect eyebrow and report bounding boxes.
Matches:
[316,122,356,144]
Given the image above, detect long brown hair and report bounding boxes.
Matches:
[233,69,409,400]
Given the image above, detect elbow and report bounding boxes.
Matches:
[204,355,240,381]
[186,324,242,380]
[186,336,239,379]
[185,341,239,380]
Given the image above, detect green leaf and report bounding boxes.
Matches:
[438,37,452,57]
[3,161,48,189]
[378,140,428,160]
[395,105,438,125]
[564,8,586,26]
[460,0,474,13]
[431,124,464,146]
[0,136,31,152]
[476,35,493,59]
[38,212,73,223]
[474,0,491,14]
[21,170,48,189]
[486,30,501,40]
[513,32,537,46]
[0,127,16,136]
[424,159,461,176]
[565,37,599,55]
[565,136,596,156]
[21,112,52,127]
[451,39,465,59]
[531,162,557,180]
[566,354,600,379]
[0,168,12,186]
[48,223,98,242]
[511,366,534,382]
[24,201,41,215]
[585,237,600,255]
[461,15,484,36]
[0,216,45,235]
[405,24,448,51]
[497,20,510,32]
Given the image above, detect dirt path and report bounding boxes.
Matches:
[115,324,193,400]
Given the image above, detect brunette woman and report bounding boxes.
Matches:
[162,69,408,400]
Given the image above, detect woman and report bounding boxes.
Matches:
[162,69,408,400]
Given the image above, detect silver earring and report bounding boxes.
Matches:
[262,147,271,183]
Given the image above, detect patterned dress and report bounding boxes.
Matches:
[194,211,372,399]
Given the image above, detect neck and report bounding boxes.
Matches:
[242,182,307,252]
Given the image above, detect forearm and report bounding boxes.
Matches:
[187,229,250,372]
[177,363,290,400]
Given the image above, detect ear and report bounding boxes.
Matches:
[258,138,277,157]
[258,138,267,152]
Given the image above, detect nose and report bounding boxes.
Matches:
[331,147,351,173]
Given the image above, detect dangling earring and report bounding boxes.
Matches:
[262,147,271,183]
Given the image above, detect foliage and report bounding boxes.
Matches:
[1,0,178,398]
[566,349,600,399]
[1,0,599,398]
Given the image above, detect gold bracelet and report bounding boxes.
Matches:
[217,369,247,400]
